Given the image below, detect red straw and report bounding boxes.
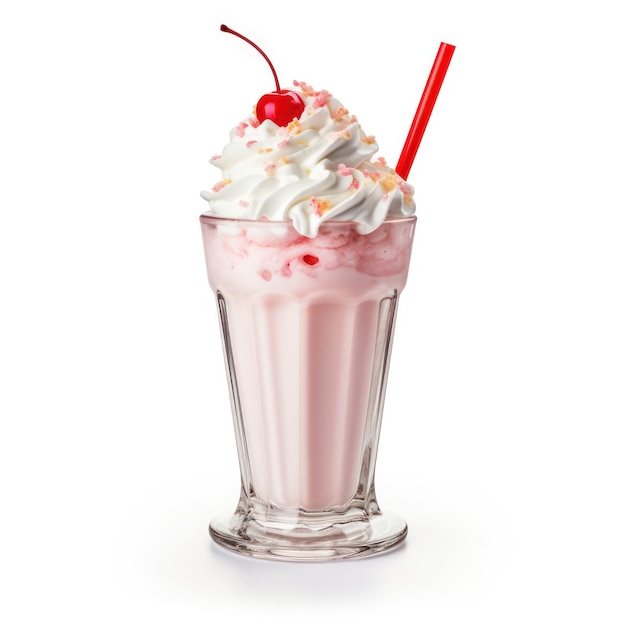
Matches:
[395,42,455,180]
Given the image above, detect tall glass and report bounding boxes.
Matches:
[200,214,416,561]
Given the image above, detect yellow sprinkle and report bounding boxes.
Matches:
[212,179,232,192]
[287,119,302,134]
[310,197,331,216]
[332,106,349,120]
[381,175,398,193]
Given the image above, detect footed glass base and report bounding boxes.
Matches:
[209,508,407,562]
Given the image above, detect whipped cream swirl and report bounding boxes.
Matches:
[201,82,415,238]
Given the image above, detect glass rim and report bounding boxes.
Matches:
[199,212,417,228]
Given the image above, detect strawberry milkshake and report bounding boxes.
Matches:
[200,26,419,561]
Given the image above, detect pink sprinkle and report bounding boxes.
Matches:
[246,140,257,148]
[338,163,353,176]
[364,170,382,181]
[236,122,248,138]
[376,156,388,167]
[312,89,331,108]
[293,80,316,97]
[239,200,249,208]
[212,179,232,192]
[265,163,276,175]
[309,196,330,216]
[259,269,272,282]
[276,127,290,147]
[350,180,360,190]
[328,129,351,142]
[248,116,260,128]
[332,106,349,120]
[399,181,414,195]
[211,155,222,160]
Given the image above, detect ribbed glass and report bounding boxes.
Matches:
[200,215,415,561]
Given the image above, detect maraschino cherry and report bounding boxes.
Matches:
[221,24,305,127]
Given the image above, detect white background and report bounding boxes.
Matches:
[1,0,625,623]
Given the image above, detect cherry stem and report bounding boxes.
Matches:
[220,24,281,93]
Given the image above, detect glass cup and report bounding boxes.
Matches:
[200,214,416,561]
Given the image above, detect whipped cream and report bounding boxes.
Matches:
[201,82,416,238]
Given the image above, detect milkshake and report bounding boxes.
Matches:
[201,216,414,510]
[201,216,414,560]
[199,26,428,561]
